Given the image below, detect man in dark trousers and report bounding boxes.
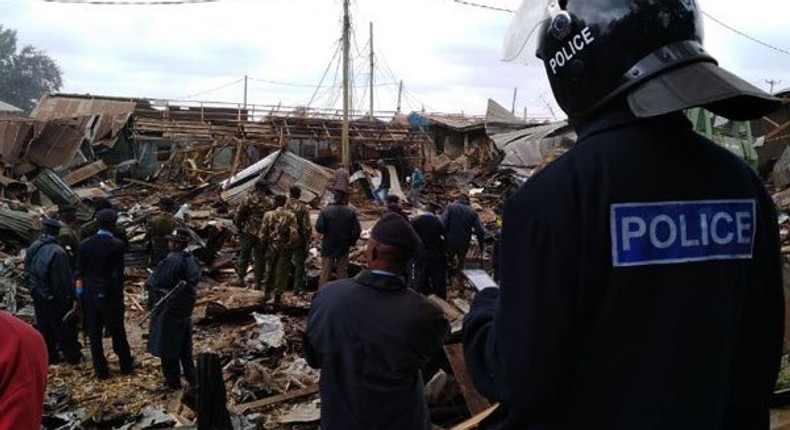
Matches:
[25,218,82,365]
[234,181,274,289]
[305,213,449,430]
[464,1,784,429]
[441,194,486,286]
[316,190,361,287]
[411,203,447,299]
[146,228,201,392]
[78,209,134,379]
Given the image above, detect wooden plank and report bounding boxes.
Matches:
[429,295,464,321]
[449,404,500,430]
[234,385,319,414]
[63,160,108,186]
[123,178,169,190]
[444,343,492,416]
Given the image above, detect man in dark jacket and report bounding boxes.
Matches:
[81,198,129,245]
[146,227,201,391]
[411,203,447,299]
[385,194,409,220]
[316,190,361,287]
[25,218,82,365]
[305,213,449,430]
[78,209,134,379]
[441,194,486,286]
[464,2,784,429]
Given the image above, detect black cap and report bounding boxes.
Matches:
[95,208,118,223]
[385,194,400,204]
[166,227,191,243]
[159,197,177,210]
[42,217,62,230]
[371,212,422,255]
[92,198,113,212]
[58,205,76,215]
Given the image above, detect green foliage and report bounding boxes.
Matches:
[0,25,62,113]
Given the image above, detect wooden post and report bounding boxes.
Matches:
[197,353,232,430]
[341,0,351,169]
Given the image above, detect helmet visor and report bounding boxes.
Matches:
[502,0,552,64]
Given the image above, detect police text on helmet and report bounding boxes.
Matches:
[549,27,595,75]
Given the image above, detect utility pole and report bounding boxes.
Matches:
[243,74,248,109]
[397,80,403,114]
[511,87,518,115]
[369,22,375,123]
[341,0,351,169]
[766,79,781,94]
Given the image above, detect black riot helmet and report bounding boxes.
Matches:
[504,0,780,120]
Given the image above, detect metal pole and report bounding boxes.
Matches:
[511,87,517,115]
[397,80,403,114]
[369,22,374,123]
[342,0,351,169]
[244,74,248,109]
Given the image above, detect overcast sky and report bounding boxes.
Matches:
[2,0,790,120]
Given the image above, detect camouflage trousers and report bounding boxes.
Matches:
[264,248,293,300]
[291,246,308,293]
[236,233,266,288]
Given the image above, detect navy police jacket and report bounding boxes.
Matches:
[304,271,449,430]
[463,108,784,429]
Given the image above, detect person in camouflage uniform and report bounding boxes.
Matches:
[82,199,129,245]
[146,197,179,267]
[286,186,311,294]
[260,194,298,303]
[234,181,274,288]
[57,205,81,266]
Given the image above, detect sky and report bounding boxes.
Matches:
[2,0,790,120]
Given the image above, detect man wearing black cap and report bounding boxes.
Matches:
[146,197,179,266]
[305,212,449,430]
[145,227,201,391]
[410,203,447,299]
[315,190,361,287]
[81,198,129,245]
[441,194,486,286]
[464,2,784,429]
[385,194,408,220]
[25,218,83,365]
[78,209,134,379]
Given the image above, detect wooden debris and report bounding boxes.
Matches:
[449,403,500,430]
[63,160,108,186]
[233,385,320,414]
[444,343,492,416]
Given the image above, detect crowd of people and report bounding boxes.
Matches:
[2,1,787,429]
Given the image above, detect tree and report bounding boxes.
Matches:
[0,26,62,113]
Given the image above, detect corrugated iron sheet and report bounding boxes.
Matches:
[26,118,90,168]
[0,119,39,165]
[33,169,91,220]
[32,94,136,121]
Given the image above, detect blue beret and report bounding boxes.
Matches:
[42,218,62,229]
[371,212,422,255]
[95,208,118,223]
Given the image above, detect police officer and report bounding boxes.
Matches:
[78,209,134,379]
[146,197,179,266]
[260,194,299,304]
[25,218,82,365]
[286,186,312,294]
[441,194,486,286]
[305,213,449,430]
[57,205,81,265]
[464,2,784,429]
[81,198,129,245]
[145,228,201,391]
[234,180,274,289]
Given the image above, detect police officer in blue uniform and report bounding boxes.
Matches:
[463,1,785,429]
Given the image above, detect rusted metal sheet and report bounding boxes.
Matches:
[32,94,136,121]
[63,160,108,186]
[0,119,39,164]
[26,118,89,168]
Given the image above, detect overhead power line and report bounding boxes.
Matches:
[450,0,513,13]
[179,77,244,99]
[42,0,220,4]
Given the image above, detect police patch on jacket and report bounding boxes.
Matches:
[610,200,756,267]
